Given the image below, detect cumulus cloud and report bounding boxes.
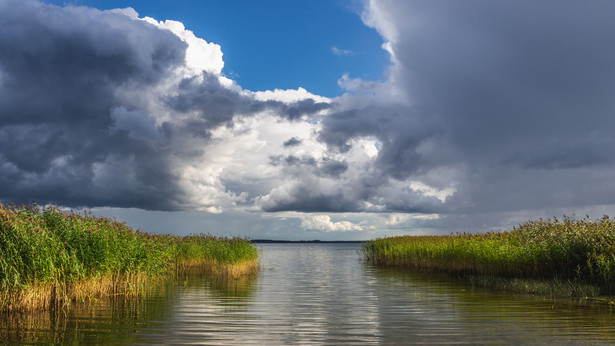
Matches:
[356,0,615,215]
[253,87,330,104]
[0,0,327,212]
[142,17,225,75]
[260,0,615,220]
[300,215,363,232]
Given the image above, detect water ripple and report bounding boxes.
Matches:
[2,243,615,345]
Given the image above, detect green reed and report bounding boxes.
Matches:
[362,216,615,295]
[0,202,259,310]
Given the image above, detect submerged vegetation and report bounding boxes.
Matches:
[363,216,615,297]
[0,203,259,311]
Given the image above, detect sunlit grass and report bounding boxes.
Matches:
[0,203,259,311]
[362,216,615,297]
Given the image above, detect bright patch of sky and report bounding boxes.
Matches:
[44,0,389,97]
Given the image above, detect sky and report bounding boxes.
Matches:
[41,0,389,98]
[1,0,615,240]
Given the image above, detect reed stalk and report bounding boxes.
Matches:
[362,216,615,296]
[0,202,259,311]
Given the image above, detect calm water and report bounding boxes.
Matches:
[2,243,615,344]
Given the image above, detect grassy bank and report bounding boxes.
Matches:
[362,216,615,297]
[0,203,259,311]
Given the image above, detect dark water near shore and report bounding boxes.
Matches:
[2,243,615,344]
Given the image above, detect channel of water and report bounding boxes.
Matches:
[2,243,614,344]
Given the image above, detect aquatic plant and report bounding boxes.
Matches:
[362,216,615,296]
[0,203,259,311]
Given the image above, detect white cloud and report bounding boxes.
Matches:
[141,17,224,75]
[361,0,399,45]
[252,87,330,104]
[300,215,363,232]
[331,46,354,56]
[384,213,440,226]
[350,137,380,159]
[409,181,456,202]
[337,73,377,92]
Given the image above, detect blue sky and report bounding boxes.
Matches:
[3,0,615,240]
[44,0,389,97]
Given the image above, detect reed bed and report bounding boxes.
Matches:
[362,216,615,296]
[0,203,259,311]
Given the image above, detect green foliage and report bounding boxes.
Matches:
[0,203,258,292]
[362,216,615,294]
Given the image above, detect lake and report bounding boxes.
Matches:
[2,243,615,344]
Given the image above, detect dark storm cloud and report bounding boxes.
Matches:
[319,103,437,179]
[261,0,615,216]
[0,0,191,209]
[375,0,615,214]
[269,155,347,178]
[0,0,329,211]
[319,160,348,178]
[258,172,439,213]
[165,74,250,130]
[376,0,615,214]
[282,137,302,147]
[262,191,358,213]
[166,74,330,131]
[284,99,330,120]
[259,101,443,214]
[254,98,331,121]
[386,0,615,170]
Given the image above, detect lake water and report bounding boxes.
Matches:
[2,243,615,344]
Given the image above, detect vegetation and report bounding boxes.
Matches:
[0,203,259,311]
[362,216,615,297]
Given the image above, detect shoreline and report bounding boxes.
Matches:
[0,203,260,312]
[362,216,615,299]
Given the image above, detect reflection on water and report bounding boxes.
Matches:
[2,243,615,344]
[365,266,615,344]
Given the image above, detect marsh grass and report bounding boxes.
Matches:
[0,203,259,311]
[362,216,615,297]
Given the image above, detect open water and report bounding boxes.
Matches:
[2,243,615,344]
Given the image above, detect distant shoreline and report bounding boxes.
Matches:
[251,239,364,244]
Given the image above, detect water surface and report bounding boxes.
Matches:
[2,243,614,344]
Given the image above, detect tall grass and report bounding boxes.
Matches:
[0,203,259,311]
[362,216,615,296]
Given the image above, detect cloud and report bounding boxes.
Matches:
[282,137,302,148]
[383,213,440,226]
[256,0,615,229]
[142,16,224,75]
[337,74,379,93]
[4,0,615,238]
[110,107,164,141]
[253,87,329,104]
[331,46,355,56]
[300,215,363,232]
[354,0,615,215]
[0,0,328,212]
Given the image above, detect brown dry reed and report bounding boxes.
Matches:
[0,202,259,311]
[362,216,615,296]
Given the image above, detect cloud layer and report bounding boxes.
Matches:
[262,0,615,218]
[0,0,328,212]
[2,0,615,236]
[362,0,615,214]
